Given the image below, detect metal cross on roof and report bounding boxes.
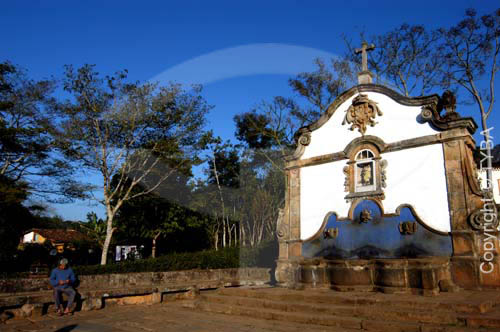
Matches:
[355,41,375,72]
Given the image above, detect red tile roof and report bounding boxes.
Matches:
[29,229,91,243]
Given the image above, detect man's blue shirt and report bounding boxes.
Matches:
[49,267,76,288]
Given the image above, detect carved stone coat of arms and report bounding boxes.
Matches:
[342,94,382,135]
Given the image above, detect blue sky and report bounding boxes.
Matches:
[2,0,498,220]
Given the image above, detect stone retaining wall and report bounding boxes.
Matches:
[0,268,271,294]
[0,268,270,320]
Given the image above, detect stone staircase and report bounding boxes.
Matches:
[181,287,500,331]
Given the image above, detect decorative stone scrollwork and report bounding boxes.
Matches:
[399,221,417,235]
[463,140,484,197]
[420,98,477,133]
[440,90,456,112]
[277,225,287,238]
[276,209,288,239]
[421,106,434,120]
[298,133,311,146]
[469,209,485,230]
[380,159,388,188]
[469,204,499,231]
[286,132,312,161]
[342,94,382,135]
[438,90,460,120]
[360,209,372,223]
[343,166,350,192]
[324,227,339,239]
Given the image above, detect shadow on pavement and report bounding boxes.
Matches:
[55,325,78,332]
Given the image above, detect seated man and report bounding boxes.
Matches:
[49,258,76,315]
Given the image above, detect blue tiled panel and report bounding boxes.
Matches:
[302,200,452,259]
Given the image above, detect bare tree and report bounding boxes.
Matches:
[345,24,441,97]
[436,8,500,183]
[344,9,499,183]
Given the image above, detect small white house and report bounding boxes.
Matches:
[20,228,90,253]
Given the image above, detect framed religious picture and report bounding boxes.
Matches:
[343,144,387,200]
[354,150,376,192]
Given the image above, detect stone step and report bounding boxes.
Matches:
[462,307,500,329]
[163,300,357,332]
[201,293,460,325]
[215,287,498,314]
[195,300,364,330]
[193,300,490,332]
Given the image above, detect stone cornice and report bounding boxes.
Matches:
[286,128,471,170]
[420,104,478,135]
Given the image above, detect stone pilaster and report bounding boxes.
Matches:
[288,168,302,258]
[443,136,500,289]
[444,138,477,289]
[276,168,302,287]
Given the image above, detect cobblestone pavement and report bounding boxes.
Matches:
[2,301,332,332]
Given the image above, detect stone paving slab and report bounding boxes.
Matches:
[1,301,338,332]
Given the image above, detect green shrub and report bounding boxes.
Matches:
[73,241,277,276]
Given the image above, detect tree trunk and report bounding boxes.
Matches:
[240,223,245,247]
[481,116,494,187]
[100,208,115,265]
[211,150,226,248]
[234,223,238,246]
[258,217,264,245]
[152,232,161,258]
[222,217,226,248]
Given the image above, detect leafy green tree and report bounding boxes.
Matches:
[57,64,211,264]
[233,157,283,247]
[0,61,85,202]
[234,98,299,172]
[113,163,210,258]
[116,194,210,257]
[0,175,33,263]
[204,135,242,248]
[234,112,275,150]
[205,139,241,189]
[190,180,225,250]
[80,212,107,249]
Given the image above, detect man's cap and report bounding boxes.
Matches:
[59,258,68,265]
